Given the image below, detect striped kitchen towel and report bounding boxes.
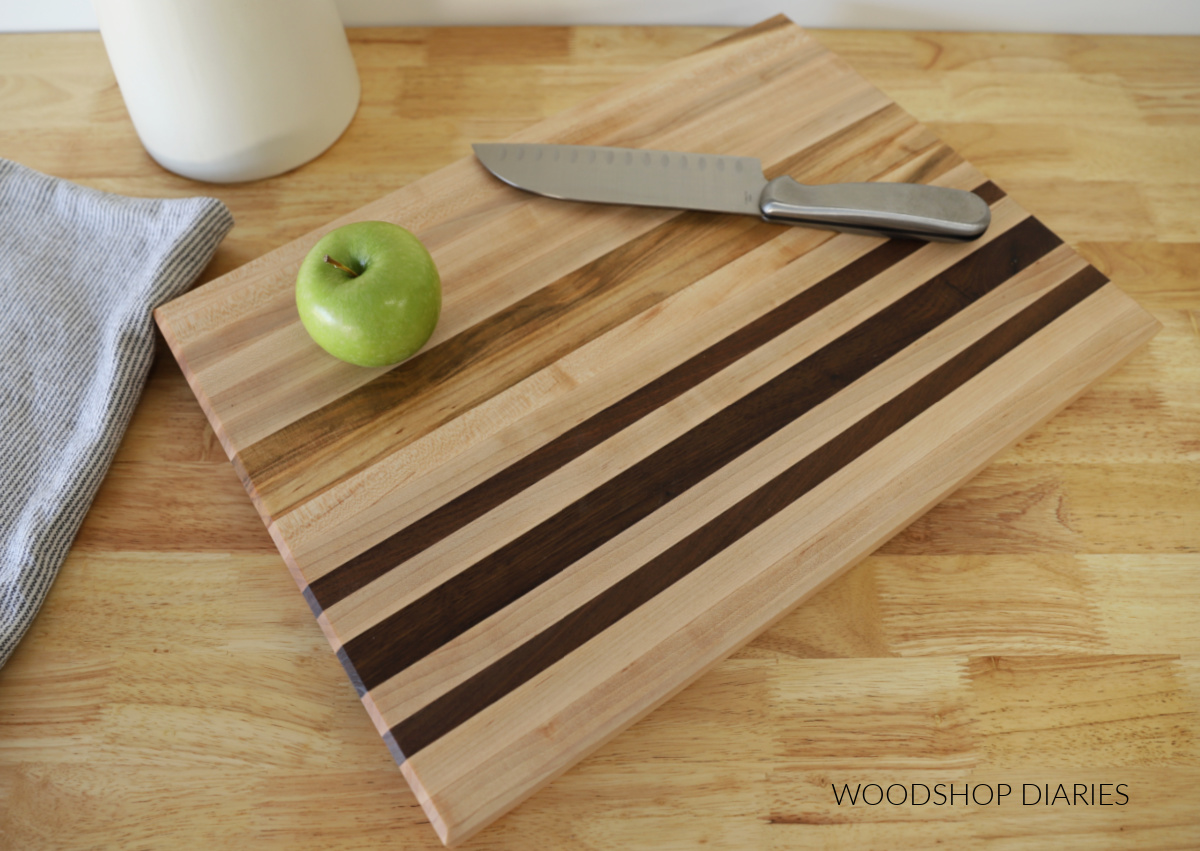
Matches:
[0,159,233,668]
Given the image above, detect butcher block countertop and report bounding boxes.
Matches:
[1,24,1198,850]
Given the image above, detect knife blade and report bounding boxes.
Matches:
[473,143,990,243]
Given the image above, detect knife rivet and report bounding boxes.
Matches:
[681,155,688,168]
[606,151,614,164]
[643,152,651,165]
[716,158,724,171]
[571,150,578,163]
[661,154,669,167]
[517,148,524,161]
[589,150,596,163]
[735,160,742,172]
[699,157,707,170]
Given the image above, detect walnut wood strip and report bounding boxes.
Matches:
[277,166,987,596]
[308,236,926,609]
[342,214,1059,693]
[308,188,1009,609]
[321,192,1031,660]
[359,242,1085,730]
[278,223,851,587]
[404,287,1159,848]
[389,264,1109,760]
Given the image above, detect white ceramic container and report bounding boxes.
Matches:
[93,0,361,183]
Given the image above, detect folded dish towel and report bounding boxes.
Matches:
[0,159,233,668]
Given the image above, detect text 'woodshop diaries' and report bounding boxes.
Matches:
[832,782,1132,807]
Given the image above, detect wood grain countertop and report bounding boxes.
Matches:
[1,25,1197,850]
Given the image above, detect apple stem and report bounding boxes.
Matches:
[323,254,359,277]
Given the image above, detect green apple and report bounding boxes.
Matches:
[295,221,441,367]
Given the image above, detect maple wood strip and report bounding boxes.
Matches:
[389,265,1109,761]
[308,237,929,608]
[240,212,784,517]
[360,244,1084,728]
[235,78,892,512]
[558,24,835,154]
[195,205,680,458]
[167,23,837,456]
[153,17,803,351]
[310,189,996,609]
[281,161,989,592]
[405,287,1159,847]
[622,51,886,173]
[276,228,851,584]
[768,101,930,182]
[274,170,993,604]
[539,17,811,149]
[341,215,1060,692]
[320,193,1030,654]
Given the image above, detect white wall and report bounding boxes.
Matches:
[3,0,1199,35]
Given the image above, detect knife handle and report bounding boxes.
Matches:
[758,176,991,242]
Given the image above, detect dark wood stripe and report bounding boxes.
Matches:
[312,181,1009,608]
[311,239,921,607]
[240,209,784,516]
[389,263,1111,759]
[309,195,1003,607]
[343,214,1056,692]
[973,181,1004,206]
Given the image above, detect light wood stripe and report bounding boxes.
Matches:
[276,224,843,586]
[310,180,1005,608]
[241,212,783,514]
[341,214,1059,693]
[391,268,1109,758]
[359,243,1086,731]
[239,98,909,520]
[310,237,925,608]
[225,69,907,520]
[275,160,990,593]
[401,284,1158,846]
[319,192,1028,655]
[155,20,828,465]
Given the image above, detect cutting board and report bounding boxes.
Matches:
[154,16,1160,846]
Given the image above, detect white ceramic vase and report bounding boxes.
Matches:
[93,0,361,183]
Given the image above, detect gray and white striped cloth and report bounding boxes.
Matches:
[0,159,233,668]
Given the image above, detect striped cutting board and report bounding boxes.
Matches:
[154,16,1160,846]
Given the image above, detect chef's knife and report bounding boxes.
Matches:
[473,143,990,242]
